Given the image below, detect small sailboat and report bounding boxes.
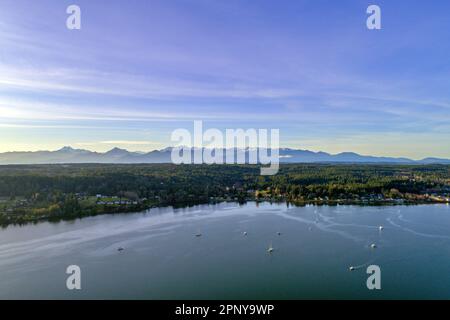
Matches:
[349,266,355,271]
[267,242,274,253]
[117,247,124,252]
[195,229,202,237]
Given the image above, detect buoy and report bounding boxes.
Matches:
[379,226,384,231]
[243,232,248,236]
[371,243,377,249]
[117,247,124,252]
[277,232,281,236]
[349,266,355,271]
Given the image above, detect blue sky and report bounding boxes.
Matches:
[0,0,449,158]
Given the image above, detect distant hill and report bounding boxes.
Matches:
[0,146,449,165]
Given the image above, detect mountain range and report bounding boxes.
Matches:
[1,146,449,165]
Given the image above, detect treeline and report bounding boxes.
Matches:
[0,163,449,225]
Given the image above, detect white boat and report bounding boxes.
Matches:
[267,242,274,253]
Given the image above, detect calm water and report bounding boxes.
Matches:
[1,202,450,299]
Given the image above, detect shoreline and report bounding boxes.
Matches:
[1,198,448,229]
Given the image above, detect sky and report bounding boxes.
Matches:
[0,0,449,159]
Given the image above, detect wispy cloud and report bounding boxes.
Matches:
[0,65,308,100]
[78,140,161,146]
